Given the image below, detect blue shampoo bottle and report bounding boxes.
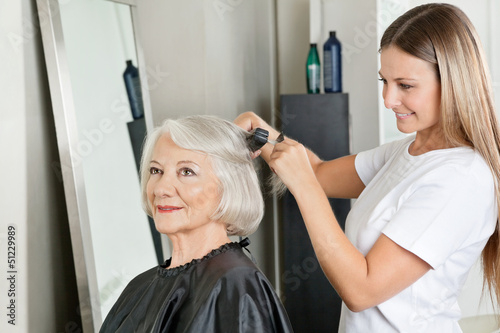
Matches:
[123,60,144,119]
[323,31,342,93]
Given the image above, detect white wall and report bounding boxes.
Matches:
[0,0,81,332]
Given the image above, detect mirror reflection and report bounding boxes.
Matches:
[58,0,158,319]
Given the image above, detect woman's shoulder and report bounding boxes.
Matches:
[102,265,159,317]
[154,241,262,281]
[200,243,280,300]
[359,135,414,164]
[205,241,262,275]
[406,147,495,203]
[421,146,492,180]
[116,265,159,296]
[193,240,274,289]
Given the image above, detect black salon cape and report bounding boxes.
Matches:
[100,240,293,333]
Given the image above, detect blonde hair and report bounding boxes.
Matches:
[140,115,264,236]
[381,3,500,306]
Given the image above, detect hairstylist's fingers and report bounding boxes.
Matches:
[273,136,296,149]
[269,139,293,161]
[250,150,262,159]
[234,111,262,132]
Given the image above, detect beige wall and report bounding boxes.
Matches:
[1,0,81,332]
[137,0,277,123]
[276,0,310,95]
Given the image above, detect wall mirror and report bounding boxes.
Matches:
[37,0,163,331]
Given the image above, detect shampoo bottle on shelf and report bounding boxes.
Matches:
[323,31,342,93]
[306,43,320,94]
[123,60,144,119]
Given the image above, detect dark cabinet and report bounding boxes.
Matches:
[280,93,350,332]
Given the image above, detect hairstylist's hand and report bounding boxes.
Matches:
[234,112,280,161]
[269,138,318,195]
[234,111,264,132]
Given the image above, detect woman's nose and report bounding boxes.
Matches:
[383,84,401,109]
[154,173,176,197]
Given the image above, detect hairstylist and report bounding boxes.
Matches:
[235,4,500,332]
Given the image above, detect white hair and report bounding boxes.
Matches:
[140,115,264,236]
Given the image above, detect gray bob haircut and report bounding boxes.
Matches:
[140,115,264,236]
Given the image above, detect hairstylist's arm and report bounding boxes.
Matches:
[269,137,431,312]
[234,111,365,199]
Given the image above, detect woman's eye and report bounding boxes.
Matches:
[378,78,387,84]
[179,168,195,176]
[399,83,412,90]
[149,167,162,175]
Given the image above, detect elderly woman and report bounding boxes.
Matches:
[100,115,292,332]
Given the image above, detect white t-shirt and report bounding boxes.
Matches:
[339,135,497,333]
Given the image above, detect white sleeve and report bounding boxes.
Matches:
[355,137,413,185]
[382,161,497,269]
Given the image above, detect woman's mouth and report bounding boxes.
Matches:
[395,112,415,119]
[157,205,182,213]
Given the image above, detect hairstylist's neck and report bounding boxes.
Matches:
[167,222,232,268]
[410,129,452,156]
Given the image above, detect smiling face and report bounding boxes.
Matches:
[379,46,442,137]
[146,134,222,237]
